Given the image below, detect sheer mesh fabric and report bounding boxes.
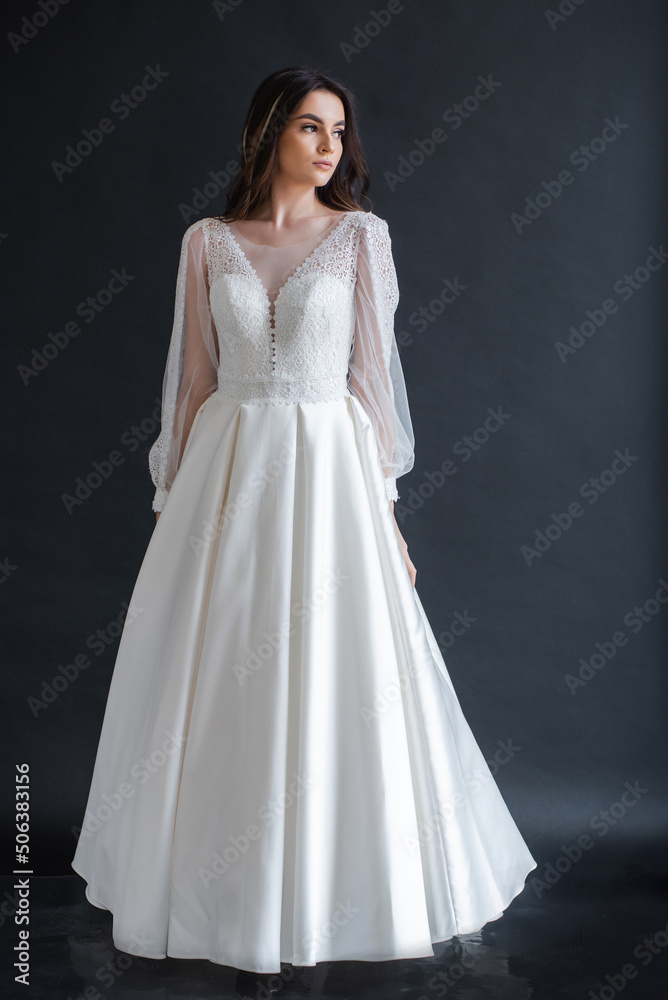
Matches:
[148,226,219,512]
[148,212,414,511]
[349,217,414,495]
[227,215,343,323]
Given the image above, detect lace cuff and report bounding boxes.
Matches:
[385,477,399,502]
[152,486,169,514]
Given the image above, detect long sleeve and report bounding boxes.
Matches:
[148,221,220,512]
[348,214,415,502]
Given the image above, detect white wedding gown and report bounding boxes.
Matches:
[71,209,536,973]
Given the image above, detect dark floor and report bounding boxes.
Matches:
[2,851,668,999]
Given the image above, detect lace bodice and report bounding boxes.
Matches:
[148,210,414,512]
[205,213,359,394]
[225,214,345,322]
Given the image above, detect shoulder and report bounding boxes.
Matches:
[354,211,392,246]
[180,217,222,246]
[176,218,204,251]
[355,210,387,229]
[353,212,394,259]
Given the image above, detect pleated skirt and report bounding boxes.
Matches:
[71,389,536,973]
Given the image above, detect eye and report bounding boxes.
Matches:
[301,124,346,139]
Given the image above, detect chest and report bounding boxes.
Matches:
[203,217,360,378]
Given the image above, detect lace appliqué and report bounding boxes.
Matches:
[385,479,399,502]
[149,212,406,510]
[202,214,361,402]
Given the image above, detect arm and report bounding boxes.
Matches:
[348,214,415,501]
[349,215,417,585]
[149,222,219,518]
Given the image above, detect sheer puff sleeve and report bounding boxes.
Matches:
[148,221,220,513]
[348,214,415,502]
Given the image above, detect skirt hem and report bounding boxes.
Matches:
[71,857,536,973]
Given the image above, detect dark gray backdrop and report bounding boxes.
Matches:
[2,0,667,894]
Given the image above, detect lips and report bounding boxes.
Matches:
[313,161,332,168]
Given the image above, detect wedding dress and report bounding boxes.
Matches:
[71,209,536,973]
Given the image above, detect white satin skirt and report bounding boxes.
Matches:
[71,390,536,973]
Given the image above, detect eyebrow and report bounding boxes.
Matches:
[293,113,346,127]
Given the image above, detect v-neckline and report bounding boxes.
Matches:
[219,211,356,315]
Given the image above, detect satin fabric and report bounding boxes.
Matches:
[72,389,536,972]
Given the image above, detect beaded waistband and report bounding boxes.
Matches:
[212,372,351,405]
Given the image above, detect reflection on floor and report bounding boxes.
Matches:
[2,848,667,999]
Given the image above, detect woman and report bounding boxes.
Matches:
[71,65,536,977]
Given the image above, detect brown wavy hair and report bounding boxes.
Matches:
[215,65,372,222]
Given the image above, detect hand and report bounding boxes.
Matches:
[155,511,161,523]
[390,501,416,588]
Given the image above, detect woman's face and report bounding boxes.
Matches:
[276,89,346,189]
